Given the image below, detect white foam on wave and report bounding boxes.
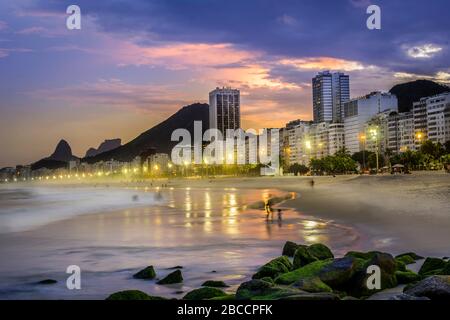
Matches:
[0,186,163,234]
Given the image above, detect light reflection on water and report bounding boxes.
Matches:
[0,187,359,299]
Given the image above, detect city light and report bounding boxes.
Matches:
[305,140,312,150]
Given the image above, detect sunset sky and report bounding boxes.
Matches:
[1,0,449,167]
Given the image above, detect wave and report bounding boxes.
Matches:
[0,186,163,234]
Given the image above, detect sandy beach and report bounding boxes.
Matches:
[0,171,448,299]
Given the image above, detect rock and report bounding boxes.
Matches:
[395,259,407,272]
[183,287,227,300]
[133,266,156,279]
[345,253,398,298]
[201,280,229,288]
[279,292,339,300]
[167,266,183,269]
[209,294,235,300]
[395,252,424,261]
[388,293,429,300]
[252,256,292,279]
[418,257,447,276]
[396,255,415,266]
[260,277,275,284]
[106,290,166,300]
[404,275,450,300]
[307,243,334,260]
[37,279,57,285]
[395,270,421,284]
[344,251,381,260]
[292,276,332,293]
[275,259,332,285]
[293,246,318,269]
[157,270,183,285]
[319,256,358,288]
[282,241,301,257]
[235,279,304,300]
[235,279,274,300]
[341,296,359,300]
[441,261,450,275]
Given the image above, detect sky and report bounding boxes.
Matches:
[0,0,449,167]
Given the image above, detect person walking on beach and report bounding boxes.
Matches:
[265,200,273,221]
[277,209,283,222]
[310,179,315,188]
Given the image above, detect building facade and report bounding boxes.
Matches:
[312,71,350,123]
[343,92,398,154]
[209,87,241,134]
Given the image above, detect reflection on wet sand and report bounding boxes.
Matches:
[0,187,359,299]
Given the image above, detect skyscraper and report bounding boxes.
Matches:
[209,87,241,134]
[312,71,350,123]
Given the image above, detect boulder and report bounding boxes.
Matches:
[157,270,183,285]
[396,255,415,266]
[395,270,421,284]
[275,259,332,285]
[282,241,302,257]
[345,253,398,298]
[235,279,303,300]
[418,257,447,276]
[37,279,57,285]
[201,280,229,288]
[106,290,166,300]
[252,256,292,279]
[319,256,358,288]
[395,252,424,261]
[404,275,450,300]
[209,294,236,300]
[308,243,334,260]
[293,246,318,269]
[344,251,382,260]
[183,287,227,300]
[292,276,332,293]
[133,266,156,279]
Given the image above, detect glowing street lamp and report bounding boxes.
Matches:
[359,134,366,171]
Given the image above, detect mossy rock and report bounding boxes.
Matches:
[404,275,450,300]
[396,260,407,272]
[209,294,235,300]
[260,277,275,284]
[157,270,183,285]
[344,251,382,261]
[278,292,339,300]
[441,262,450,275]
[395,252,424,261]
[252,256,292,279]
[307,243,334,260]
[419,257,447,276]
[319,256,359,288]
[106,290,166,300]
[282,241,302,257]
[292,276,332,293]
[293,246,318,269]
[133,266,156,279]
[201,280,228,288]
[183,287,227,300]
[395,270,422,284]
[235,279,274,300]
[37,279,57,285]
[396,255,415,266]
[275,259,333,285]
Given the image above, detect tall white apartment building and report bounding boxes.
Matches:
[425,92,450,144]
[328,123,345,155]
[209,87,241,134]
[343,92,398,154]
[387,112,415,154]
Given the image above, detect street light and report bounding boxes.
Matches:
[369,126,379,173]
[360,134,366,171]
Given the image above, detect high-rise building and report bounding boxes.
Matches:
[343,92,398,154]
[209,87,241,134]
[387,112,415,154]
[424,92,450,144]
[312,71,350,123]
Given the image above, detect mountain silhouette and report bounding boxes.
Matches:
[389,80,449,113]
[84,103,209,163]
[31,139,78,170]
[85,139,121,158]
